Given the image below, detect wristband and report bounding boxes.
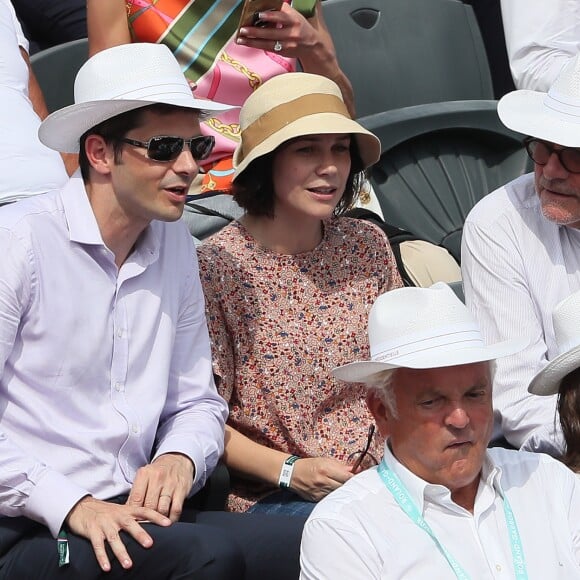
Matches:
[278,455,300,488]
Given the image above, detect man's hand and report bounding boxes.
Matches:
[65,496,171,572]
[289,457,353,502]
[126,453,195,522]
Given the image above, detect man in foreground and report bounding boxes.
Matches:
[300,283,580,578]
[0,42,303,579]
[462,53,580,454]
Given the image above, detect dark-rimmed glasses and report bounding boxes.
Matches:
[523,137,580,173]
[121,135,215,162]
[348,424,379,473]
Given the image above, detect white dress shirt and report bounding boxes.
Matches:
[0,173,227,536]
[300,444,580,579]
[462,173,580,453]
[0,0,68,202]
[501,0,580,91]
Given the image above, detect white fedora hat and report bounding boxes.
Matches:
[333,283,526,384]
[498,53,580,147]
[39,43,231,153]
[233,72,381,178]
[529,290,580,396]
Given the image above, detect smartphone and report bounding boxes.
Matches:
[237,0,284,32]
[291,0,316,18]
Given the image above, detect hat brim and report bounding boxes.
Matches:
[528,346,580,396]
[498,90,580,147]
[333,336,527,384]
[233,113,381,178]
[39,96,233,153]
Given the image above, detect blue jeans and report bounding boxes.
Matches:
[247,490,316,517]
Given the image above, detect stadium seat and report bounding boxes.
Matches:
[30,37,88,113]
[321,0,494,117]
[360,100,532,263]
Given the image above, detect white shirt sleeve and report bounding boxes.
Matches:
[501,0,580,91]
[3,0,29,52]
[461,213,563,454]
[0,226,89,537]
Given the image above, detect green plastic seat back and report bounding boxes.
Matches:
[361,101,533,263]
[321,0,493,117]
[30,38,88,113]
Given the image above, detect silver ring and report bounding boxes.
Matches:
[273,40,283,52]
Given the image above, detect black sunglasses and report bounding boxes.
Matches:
[120,135,215,162]
[523,137,580,174]
[348,424,379,474]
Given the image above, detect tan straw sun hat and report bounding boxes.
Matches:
[529,290,580,396]
[498,53,580,147]
[233,72,381,178]
[39,43,231,153]
[333,283,526,384]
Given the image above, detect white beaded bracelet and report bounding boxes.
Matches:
[278,455,300,489]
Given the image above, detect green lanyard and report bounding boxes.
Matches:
[377,459,528,579]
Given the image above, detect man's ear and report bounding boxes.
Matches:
[84,134,114,175]
[366,390,391,438]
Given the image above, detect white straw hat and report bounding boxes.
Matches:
[233,72,381,178]
[333,283,526,384]
[39,43,231,153]
[529,290,580,396]
[498,53,580,147]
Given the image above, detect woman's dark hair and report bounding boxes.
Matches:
[232,137,366,218]
[558,367,580,472]
[78,103,185,181]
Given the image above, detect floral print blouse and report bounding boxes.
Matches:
[197,217,402,511]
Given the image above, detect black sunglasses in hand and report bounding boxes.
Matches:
[348,424,379,474]
[121,135,215,162]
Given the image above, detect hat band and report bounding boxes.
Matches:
[240,93,350,161]
[371,323,484,363]
[544,90,580,123]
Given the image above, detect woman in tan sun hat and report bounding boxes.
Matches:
[87,0,354,195]
[197,72,402,514]
[529,289,580,475]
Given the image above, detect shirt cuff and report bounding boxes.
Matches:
[520,424,565,456]
[24,469,91,537]
[153,438,208,495]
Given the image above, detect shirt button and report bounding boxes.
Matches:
[115,382,122,391]
[117,328,123,338]
[132,425,139,434]
[496,564,502,572]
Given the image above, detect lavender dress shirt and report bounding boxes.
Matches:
[0,172,227,537]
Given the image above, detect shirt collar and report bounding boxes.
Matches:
[60,171,161,267]
[383,441,430,513]
[130,221,161,270]
[383,442,505,514]
[481,452,504,498]
[61,171,104,246]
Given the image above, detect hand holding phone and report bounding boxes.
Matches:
[237,0,284,33]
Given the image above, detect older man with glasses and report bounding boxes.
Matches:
[300,284,580,579]
[462,53,580,457]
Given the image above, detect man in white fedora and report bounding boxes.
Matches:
[300,283,580,579]
[0,42,305,579]
[462,52,580,455]
[529,289,580,475]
